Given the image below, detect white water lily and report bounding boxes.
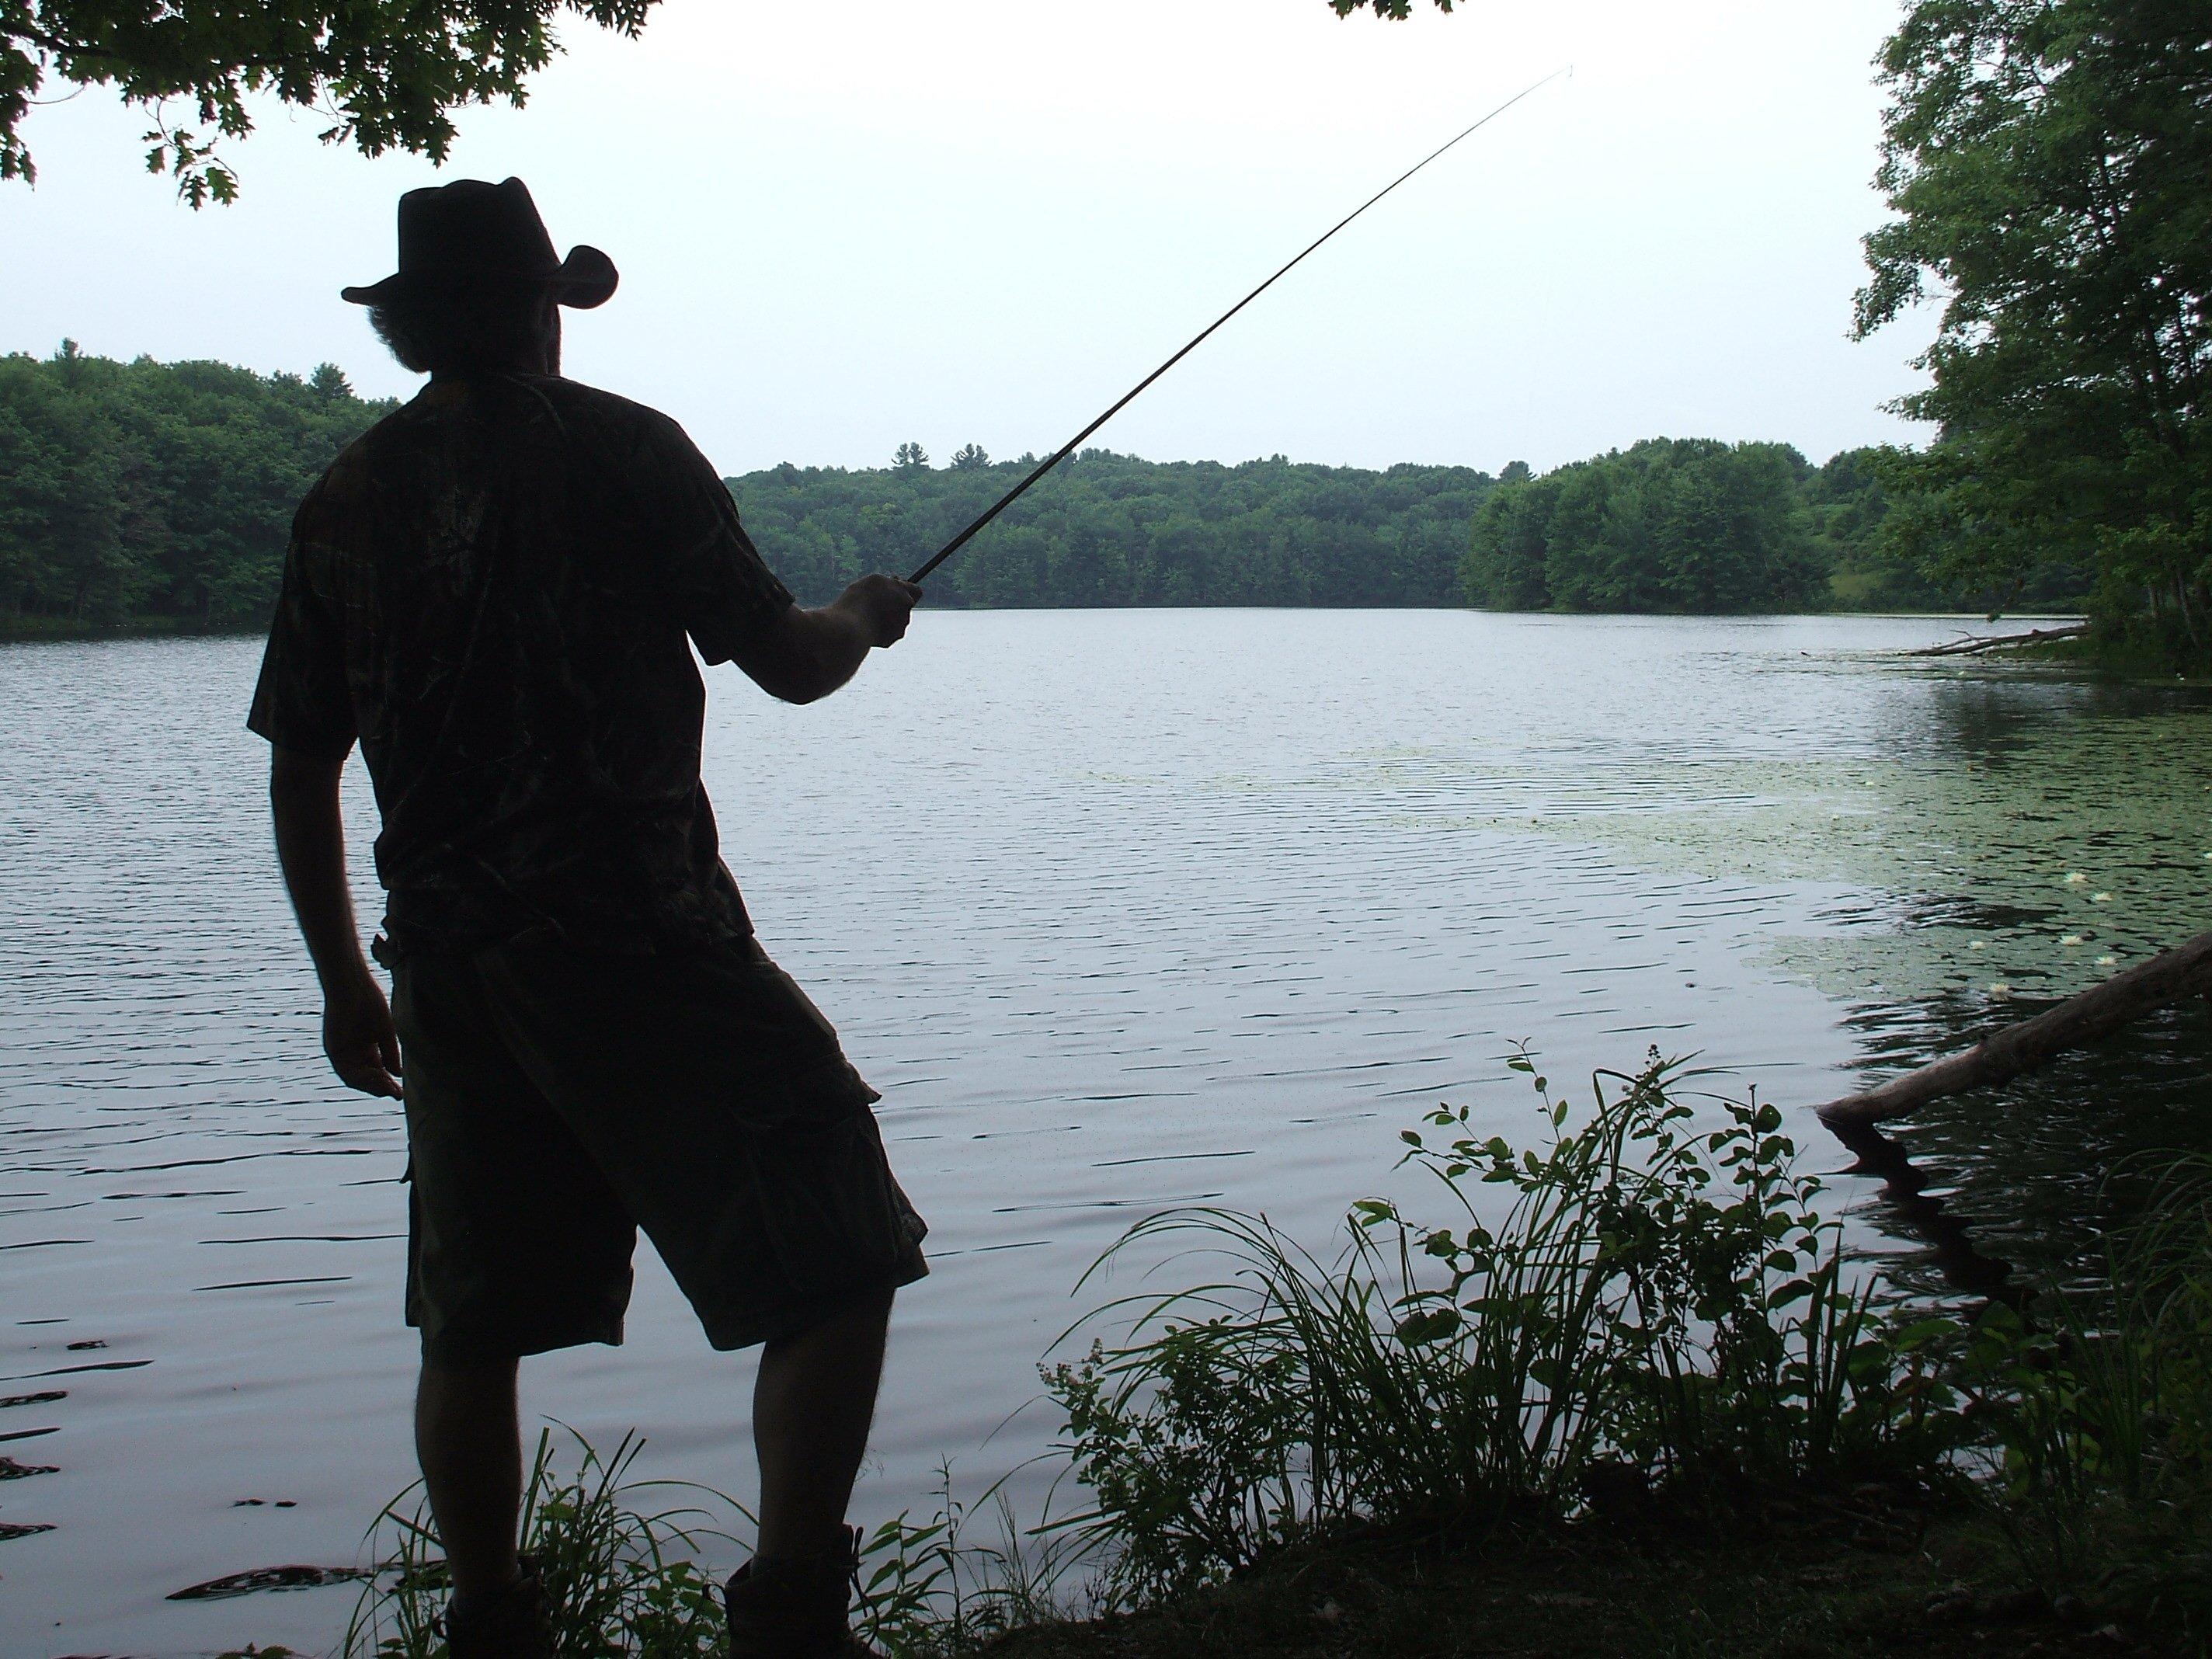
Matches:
[2063,871,2089,885]
[2093,891,2113,903]
[2061,934,2083,945]
[1989,983,2013,999]
[2097,955,2119,967]
[1968,939,1988,951]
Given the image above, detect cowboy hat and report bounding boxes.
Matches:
[341,177,618,310]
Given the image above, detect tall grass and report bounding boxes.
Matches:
[339,1435,1086,1658]
[343,1430,736,1658]
[1042,1052,1959,1600]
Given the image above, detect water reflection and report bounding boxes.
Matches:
[1825,1117,2021,1306]
[1868,1009,2212,1299]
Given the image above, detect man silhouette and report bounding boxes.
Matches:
[250,178,927,1658]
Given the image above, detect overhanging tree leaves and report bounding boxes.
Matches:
[2,1,663,204]
[1856,0,2212,656]
[1330,0,1456,14]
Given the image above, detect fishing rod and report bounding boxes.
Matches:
[907,65,1570,587]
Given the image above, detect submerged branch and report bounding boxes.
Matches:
[1906,623,2088,657]
[1812,928,2212,1129]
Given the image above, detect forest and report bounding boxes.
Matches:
[0,342,2036,630]
[0,350,1487,620]
[1458,438,2092,615]
[728,444,1490,608]
[1470,440,1844,614]
[0,343,394,626]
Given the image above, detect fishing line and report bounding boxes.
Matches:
[908,65,1570,586]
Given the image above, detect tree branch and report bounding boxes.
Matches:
[1812,929,2212,1130]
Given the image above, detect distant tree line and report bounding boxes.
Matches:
[0,346,1499,627]
[0,344,391,624]
[729,446,1495,608]
[1459,437,2081,615]
[0,343,2090,635]
[1465,439,1831,613]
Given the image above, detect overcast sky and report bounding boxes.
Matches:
[1,0,1934,478]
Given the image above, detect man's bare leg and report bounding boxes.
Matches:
[752,1289,894,1563]
[416,1356,524,1600]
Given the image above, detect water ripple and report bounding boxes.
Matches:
[4,613,2209,1657]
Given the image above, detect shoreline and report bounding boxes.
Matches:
[0,616,261,644]
[0,607,2089,647]
[976,1498,2168,1657]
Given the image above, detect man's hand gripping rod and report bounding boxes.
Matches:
[907,67,1569,587]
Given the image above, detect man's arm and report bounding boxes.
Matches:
[269,744,402,1099]
[729,574,922,704]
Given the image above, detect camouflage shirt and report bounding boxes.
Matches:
[248,374,794,955]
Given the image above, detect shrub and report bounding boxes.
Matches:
[1043,1052,1961,1599]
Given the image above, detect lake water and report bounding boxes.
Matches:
[4,610,2209,1657]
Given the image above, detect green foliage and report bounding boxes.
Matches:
[1858,0,2212,661]
[731,449,1496,608]
[1462,440,1835,613]
[1042,1054,1956,1602]
[0,343,389,628]
[1803,447,1922,610]
[1960,1157,2212,1630]
[3,2,663,205]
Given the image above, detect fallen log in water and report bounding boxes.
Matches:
[1907,623,2088,657]
[1813,927,2212,1129]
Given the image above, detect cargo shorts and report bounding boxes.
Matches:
[384,930,928,1361]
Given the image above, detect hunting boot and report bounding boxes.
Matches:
[440,1568,555,1659]
[725,1526,886,1658]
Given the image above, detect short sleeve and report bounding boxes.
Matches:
[635,415,794,663]
[246,525,357,756]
